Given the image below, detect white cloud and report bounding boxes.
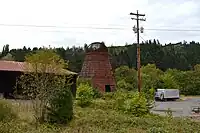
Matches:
[0,0,199,50]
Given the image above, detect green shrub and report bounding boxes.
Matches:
[159,73,179,89]
[141,64,163,92]
[0,99,17,122]
[91,99,115,110]
[144,88,156,109]
[92,87,103,99]
[76,83,94,107]
[147,127,169,133]
[77,77,92,87]
[117,79,134,91]
[114,66,137,91]
[100,91,153,116]
[0,120,61,133]
[124,93,149,116]
[46,85,73,124]
[111,91,134,110]
[102,92,115,100]
[77,78,102,99]
[114,92,150,117]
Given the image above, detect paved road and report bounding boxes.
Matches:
[151,98,200,117]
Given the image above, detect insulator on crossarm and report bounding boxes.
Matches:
[140,27,144,33]
[133,26,137,33]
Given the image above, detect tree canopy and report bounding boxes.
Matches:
[1,40,200,72]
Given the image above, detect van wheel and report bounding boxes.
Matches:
[160,93,165,101]
[155,97,159,101]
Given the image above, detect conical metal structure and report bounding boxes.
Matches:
[80,42,116,92]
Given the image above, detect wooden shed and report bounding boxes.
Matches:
[0,60,77,98]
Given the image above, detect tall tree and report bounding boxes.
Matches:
[1,44,10,57]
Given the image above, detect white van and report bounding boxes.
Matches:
[154,89,180,101]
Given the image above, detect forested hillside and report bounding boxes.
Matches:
[0,39,200,72]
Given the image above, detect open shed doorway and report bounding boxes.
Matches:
[105,85,111,92]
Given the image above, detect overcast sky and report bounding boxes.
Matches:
[0,0,199,50]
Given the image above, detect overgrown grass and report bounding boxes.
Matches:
[0,98,200,133]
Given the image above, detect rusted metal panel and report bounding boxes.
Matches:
[0,60,77,75]
[0,61,25,72]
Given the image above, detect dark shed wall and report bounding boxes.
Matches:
[0,71,21,98]
[0,70,77,99]
[0,71,8,93]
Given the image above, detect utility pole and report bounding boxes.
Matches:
[130,10,146,93]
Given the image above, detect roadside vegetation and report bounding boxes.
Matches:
[1,89,200,133]
[115,64,200,96]
[0,48,200,133]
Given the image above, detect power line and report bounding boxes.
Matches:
[139,35,146,42]
[0,23,126,30]
[1,23,200,33]
[145,28,200,32]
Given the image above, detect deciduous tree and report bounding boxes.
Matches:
[16,48,70,127]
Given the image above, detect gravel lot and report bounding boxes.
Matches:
[152,97,200,117]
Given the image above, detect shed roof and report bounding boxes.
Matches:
[0,60,77,75]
